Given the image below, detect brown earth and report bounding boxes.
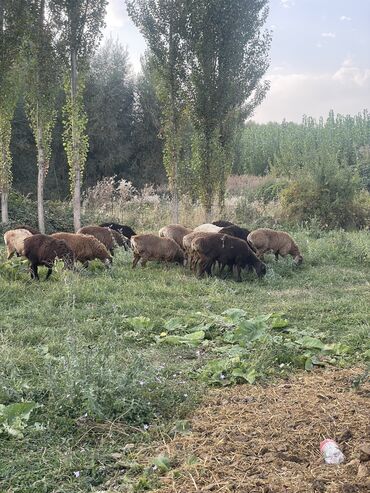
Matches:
[150,368,370,493]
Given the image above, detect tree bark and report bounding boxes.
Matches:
[71,47,81,231]
[37,123,46,233]
[1,190,8,223]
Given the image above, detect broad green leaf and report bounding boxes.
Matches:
[296,336,325,350]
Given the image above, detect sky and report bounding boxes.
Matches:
[103,0,370,123]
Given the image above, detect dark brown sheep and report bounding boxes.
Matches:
[247,228,303,265]
[77,225,128,255]
[159,224,193,249]
[23,234,73,280]
[182,231,210,270]
[131,234,184,268]
[191,233,266,281]
[99,222,136,239]
[51,233,112,267]
[212,220,234,227]
[218,225,251,242]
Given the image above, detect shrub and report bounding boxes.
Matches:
[280,161,369,229]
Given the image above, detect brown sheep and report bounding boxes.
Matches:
[182,231,210,269]
[23,234,74,280]
[159,224,193,249]
[14,225,40,235]
[4,229,33,259]
[247,228,303,265]
[191,233,266,281]
[131,234,184,268]
[77,225,128,255]
[51,233,112,267]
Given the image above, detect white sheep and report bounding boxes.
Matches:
[4,229,33,259]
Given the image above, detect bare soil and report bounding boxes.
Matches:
[152,368,370,493]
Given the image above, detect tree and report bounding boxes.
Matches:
[0,0,27,223]
[23,0,61,233]
[186,0,271,218]
[84,38,135,186]
[126,0,188,222]
[49,0,107,231]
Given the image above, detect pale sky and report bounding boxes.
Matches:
[103,0,370,123]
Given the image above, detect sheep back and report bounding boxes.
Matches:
[131,234,184,265]
[99,222,136,239]
[212,220,234,227]
[193,223,222,233]
[247,228,303,264]
[52,232,112,264]
[77,226,117,254]
[159,224,193,248]
[4,229,33,258]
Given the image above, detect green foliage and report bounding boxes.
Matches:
[0,401,38,438]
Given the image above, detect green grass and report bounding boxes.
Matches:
[0,229,369,492]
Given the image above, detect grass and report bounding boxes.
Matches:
[0,228,369,492]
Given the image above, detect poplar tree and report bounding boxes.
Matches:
[126,0,187,222]
[0,0,27,223]
[23,0,60,232]
[186,0,271,218]
[49,0,107,230]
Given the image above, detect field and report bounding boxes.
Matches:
[0,228,369,492]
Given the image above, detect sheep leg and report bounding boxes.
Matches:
[30,264,39,280]
[141,258,148,267]
[7,250,15,260]
[235,265,242,282]
[45,267,53,280]
[132,254,140,269]
[275,252,279,261]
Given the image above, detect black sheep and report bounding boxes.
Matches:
[23,234,73,280]
[192,233,266,281]
[99,222,136,239]
[212,220,234,228]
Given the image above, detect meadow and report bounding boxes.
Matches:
[0,226,369,492]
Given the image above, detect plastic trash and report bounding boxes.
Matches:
[320,439,345,464]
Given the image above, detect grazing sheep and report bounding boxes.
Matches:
[182,231,210,269]
[13,225,40,235]
[52,232,112,267]
[193,223,222,233]
[247,228,303,265]
[131,234,184,268]
[218,225,251,242]
[159,224,192,249]
[212,220,234,227]
[4,229,33,259]
[99,222,136,239]
[77,225,128,255]
[23,234,74,280]
[191,233,266,281]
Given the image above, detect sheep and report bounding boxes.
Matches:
[99,222,136,239]
[159,224,193,249]
[4,229,33,259]
[218,225,251,242]
[182,231,210,269]
[193,223,222,233]
[131,234,184,268]
[212,220,234,227]
[77,225,129,255]
[13,225,40,235]
[247,228,303,265]
[22,234,74,280]
[51,232,112,267]
[191,233,266,281]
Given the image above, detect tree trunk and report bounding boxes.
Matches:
[1,190,8,223]
[71,47,81,232]
[171,136,179,223]
[37,123,46,233]
[73,166,81,231]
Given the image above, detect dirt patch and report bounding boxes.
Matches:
[151,368,370,492]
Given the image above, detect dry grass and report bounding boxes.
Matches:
[148,368,370,493]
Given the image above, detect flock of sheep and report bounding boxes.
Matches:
[3,220,303,281]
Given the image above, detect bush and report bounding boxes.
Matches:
[0,191,90,237]
[248,177,289,204]
[280,161,369,229]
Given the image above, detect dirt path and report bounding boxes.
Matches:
[152,368,370,492]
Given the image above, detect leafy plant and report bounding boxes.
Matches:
[0,401,38,438]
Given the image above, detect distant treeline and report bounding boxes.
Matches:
[237,110,370,189]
